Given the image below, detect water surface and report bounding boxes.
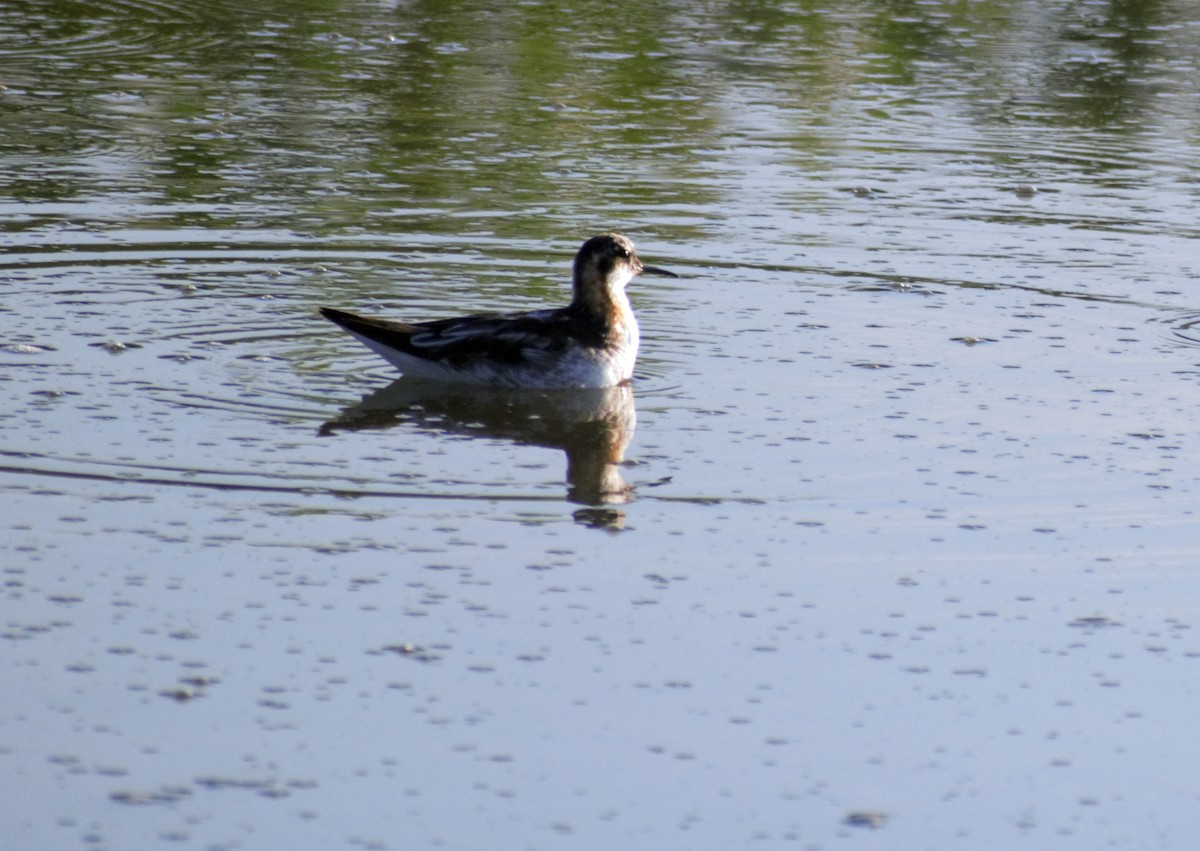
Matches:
[4,1,1200,848]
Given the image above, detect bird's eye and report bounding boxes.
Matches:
[617,247,630,258]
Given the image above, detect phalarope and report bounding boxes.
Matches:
[319,233,676,389]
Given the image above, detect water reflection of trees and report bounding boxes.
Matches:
[5,0,1195,227]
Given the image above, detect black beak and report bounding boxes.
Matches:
[640,265,679,278]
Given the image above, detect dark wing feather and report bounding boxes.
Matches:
[320,306,606,368]
[409,309,601,366]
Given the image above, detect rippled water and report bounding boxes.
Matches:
[5,0,1200,848]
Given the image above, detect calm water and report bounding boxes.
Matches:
[4,0,1200,848]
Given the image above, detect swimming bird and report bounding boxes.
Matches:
[319,233,676,389]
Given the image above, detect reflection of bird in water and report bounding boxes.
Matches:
[320,381,637,513]
[318,234,676,389]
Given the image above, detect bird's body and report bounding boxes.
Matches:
[319,234,675,389]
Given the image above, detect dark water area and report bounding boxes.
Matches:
[4,1,1200,848]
